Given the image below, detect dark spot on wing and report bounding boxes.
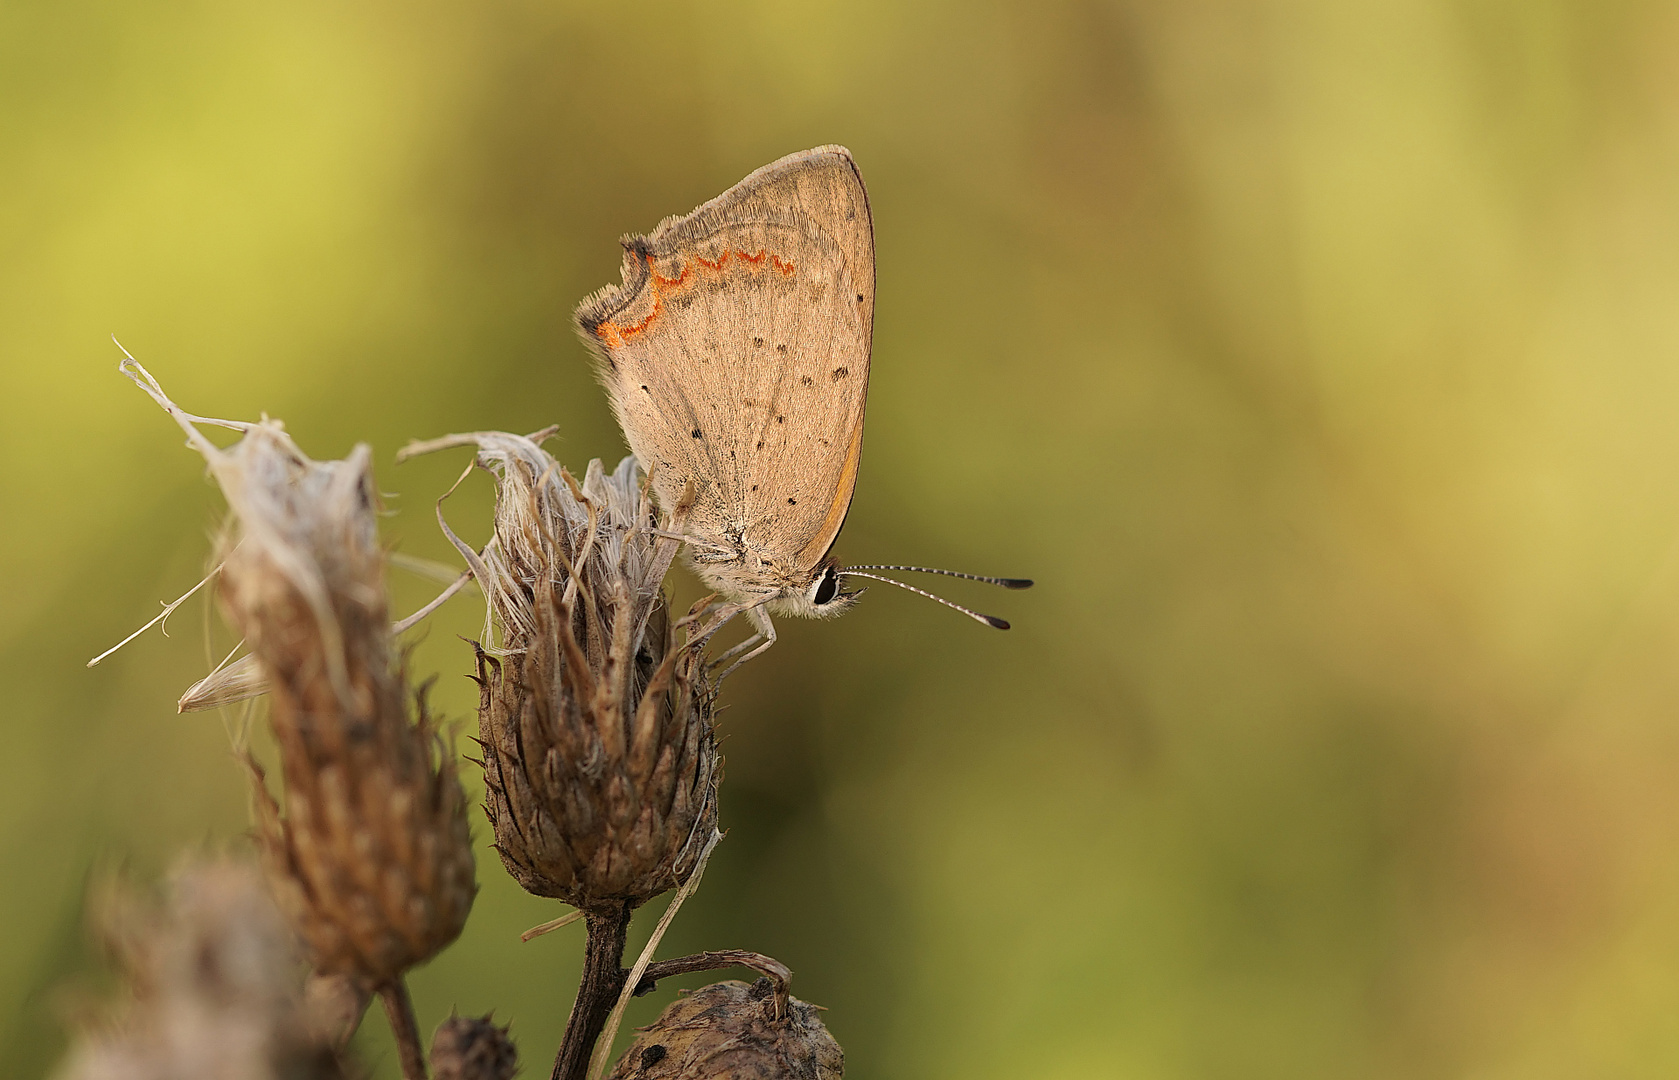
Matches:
[831,367,849,381]
[787,498,797,505]
[691,428,702,438]
[800,375,813,386]
[856,293,864,302]
[755,439,764,449]
[751,484,758,491]
[776,343,788,354]
[640,384,649,391]
[776,415,785,424]
[753,336,764,347]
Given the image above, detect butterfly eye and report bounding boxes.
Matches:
[811,566,840,606]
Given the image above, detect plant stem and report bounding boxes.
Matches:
[552,903,632,1080]
[379,979,428,1080]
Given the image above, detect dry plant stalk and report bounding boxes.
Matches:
[603,980,842,1080]
[403,432,720,1080]
[55,859,349,1080]
[121,359,477,1080]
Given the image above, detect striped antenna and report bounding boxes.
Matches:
[842,564,1033,589]
[838,570,1013,630]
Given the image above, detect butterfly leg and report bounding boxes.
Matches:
[711,605,777,681]
[691,599,767,665]
[691,600,748,645]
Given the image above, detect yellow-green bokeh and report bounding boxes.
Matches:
[7,1,1679,1076]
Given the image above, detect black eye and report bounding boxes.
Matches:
[813,567,839,605]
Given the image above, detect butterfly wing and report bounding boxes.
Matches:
[575,146,875,580]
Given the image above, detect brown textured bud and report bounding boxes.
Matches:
[195,416,476,987]
[417,433,718,913]
[55,859,349,1080]
[429,1014,519,1080]
[605,980,842,1080]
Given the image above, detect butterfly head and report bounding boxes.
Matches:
[764,558,862,620]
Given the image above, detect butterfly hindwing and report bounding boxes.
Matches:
[576,147,875,577]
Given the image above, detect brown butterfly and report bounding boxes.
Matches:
[576,146,1028,670]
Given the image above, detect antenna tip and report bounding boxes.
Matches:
[998,578,1033,590]
[983,615,1011,630]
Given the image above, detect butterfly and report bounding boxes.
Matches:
[576,145,1027,671]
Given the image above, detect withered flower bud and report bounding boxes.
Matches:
[429,1014,519,1080]
[202,424,477,988]
[418,432,718,913]
[119,359,479,1080]
[605,980,843,1080]
[55,859,348,1080]
[109,356,487,998]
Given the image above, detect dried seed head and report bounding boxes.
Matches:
[142,392,480,988]
[55,859,349,1080]
[429,1014,519,1080]
[423,433,719,912]
[604,980,843,1080]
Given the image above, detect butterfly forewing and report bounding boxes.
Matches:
[576,147,875,579]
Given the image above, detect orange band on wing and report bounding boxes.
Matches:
[594,249,797,348]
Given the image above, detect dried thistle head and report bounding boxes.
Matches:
[429,1014,519,1080]
[416,432,719,913]
[201,423,477,988]
[118,356,482,991]
[55,859,348,1080]
[604,980,843,1080]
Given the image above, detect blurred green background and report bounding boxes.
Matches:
[7,1,1679,1076]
